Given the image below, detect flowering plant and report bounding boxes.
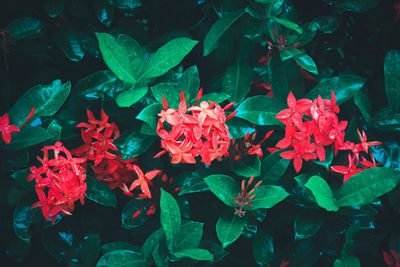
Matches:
[2,1,400,267]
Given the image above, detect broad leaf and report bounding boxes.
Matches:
[272,17,303,34]
[199,92,231,104]
[226,117,256,139]
[94,0,114,27]
[136,103,162,131]
[79,234,101,267]
[107,0,142,10]
[252,230,274,266]
[305,175,339,212]
[85,176,117,208]
[260,150,290,184]
[333,256,361,267]
[293,53,318,75]
[204,175,240,207]
[122,198,152,229]
[106,250,146,267]
[294,212,324,240]
[245,185,289,210]
[151,83,181,109]
[160,189,181,253]
[203,9,245,56]
[141,228,164,261]
[384,49,400,113]
[6,17,44,41]
[7,127,51,150]
[43,0,65,18]
[115,87,148,107]
[53,23,85,62]
[216,213,246,248]
[222,62,254,102]
[330,0,380,13]
[230,155,261,178]
[335,167,400,207]
[174,248,213,261]
[235,95,285,125]
[176,221,204,250]
[354,91,371,122]
[179,65,200,103]
[101,242,140,255]
[13,199,38,242]
[179,170,209,196]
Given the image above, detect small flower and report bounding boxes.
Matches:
[127,164,161,198]
[331,154,363,183]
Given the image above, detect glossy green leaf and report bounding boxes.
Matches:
[160,189,181,253]
[230,155,261,178]
[293,53,318,75]
[54,23,85,62]
[13,199,38,242]
[117,34,146,77]
[216,213,246,248]
[74,70,117,97]
[199,92,231,104]
[260,150,290,184]
[179,171,209,196]
[6,17,44,41]
[138,37,198,81]
[86,176,117,207]
[176,221,203,250]
[94,0,114,27]
[341,222,360,256]
[308,16,341,34]
[101,242,140,255]
[252,230,274,266]
[272,17,303,34]
[9,79,71,127]
[245,185,289,210]
[115,87,148,107]
[235,95,285,125]
[354,91,371,122]
[141,228,164,261]
[222,62,254,102]
[7,126,51,150]
[151,83,181,109]
[47,120,62,140]
[106,250,146,267]
[96,32,136,84]
[294,212,324,240]
[136,103,162,130]
[306,74,366,105]
[80,234,101,267]
[204,175,240,207]
[305,175,339,212]
[336,167,400,207]
[333,256,361,267]
[174,248,214,261]
[107,0,142,10]
[371,107,400,132]
[179,65,200,103]
[331,0,380,13]
[118,132,154,160]
[271,53,290,100]
[122,198,152,229]
[384,49,400,113]
[43,0,65,18]
[203,9,245,56]
[226,117,256,139]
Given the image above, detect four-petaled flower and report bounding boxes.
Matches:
[127,164,161,198]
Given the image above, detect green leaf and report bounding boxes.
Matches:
[136,103,162,131]
[139,37,198,81]
[179,65,200,103]
[101,242,140,255]
[151,83,181,109]
[74,71,118,98]
[85,176,117,207]
[331,0,380,13]
[174,248,214,261]
[293,53,318,75]
[384,49,400,113]
[106,250,146,267]
[47,120,62,140]
[43,0,65,18]
[53,23,85,62]
[308,16,341,34]
[107,0,142,10]
[11,169,34,191]
[204,175,240,207]
[203,9,245,56]
[294,212,324,240]
[341,223,360,256]
[9,79,71,127]
[334,256,361,267]
[226,117,256,139]
[116,34,146,77]
[245,185,289,210]
[371,107,400,132]
[216,213,246,248]
[230,155,261,178]
[198,92,231,104]
[335,167,400,207]
[260,150,290,184]
[305,175,339,212]
[116,87,148,107]
[160,189,181,253]
[141,228,164,261]
[272,17,303,34]
[94,0,114,27]
[271,53,290,100]
[252,230,274,266]
[354,91,371,122]
[306,74,366,105]
[313,146,334,170]
[6,17,44,41]
[122,198,152,229]
[222,62,254,103]
[7,126,51,150]
[118,132,154,160]
[96,32,136,84]
[235,95,285,125]
[179,171,209,196]
[176,221,204,250]
[79,234,101,267]
[13,199,38,242]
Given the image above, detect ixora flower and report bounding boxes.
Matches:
[229,130,274,160]
[0,107,35,144]
[155,89,236,165]
[28,142,87,224]
[233,176,262,217]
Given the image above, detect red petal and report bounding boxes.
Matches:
[293,157,302,173]
[280,151,296,159]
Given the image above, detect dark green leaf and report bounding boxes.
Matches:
[86,176,117,207]
[136,103,162,131]
[174,248,213,261]
[371,108,400,132]
[203,9,245,56]
[176,221,203,250]
[160,189,181,253]
[384,49,400,113]
[115,87,148,107]
[354,91,371,122]
[271,53,290,100]
[94,0,114,28]
[80,234,101,267]
[47,120,62,140]
[330,0,380,13]
[118,132,154,160]
[336,167,400,207]
[9,79,71,127]
[305,175,339,212]
[101,242,140,255]
[293,53,318,75]
[252,230,273,266]
[306,75,366,105]
[308,16,341,34]
[7,127,51,150]
[53,23,85,62]
[6,17,44,41]
[235,95,285,125]
[216,213,246,248]
[11,169,34,191]
[260,150,290,184]
[226,117,256,139]
[222,62,254,102]
[107,0,142,10]
[179,171,209,196]
[294,212,324,240]
[13,199,38,242]
[138,37,198,81]
[106,250,146,267]
[204,175,240,207]
[74,71,118,98]
[272,17,303,34]
[230,155,261,178]
[334,256,361,267]
[122,198,152,229]
[43,0,65,18]
[245,185,289,210]
[141,228,164,261]
[179,65,200,103]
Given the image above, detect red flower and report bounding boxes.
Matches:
[0,107,35,144]
[127,164,161,198]
[233,176,262,217]
[383,249,400,267]
[29,142,87,224]
[280,140,317,173]
[331,154,363,183]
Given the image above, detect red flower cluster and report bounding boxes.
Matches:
[0,107,35,144]
[233,176,262,217]
[156,89,236,165]
[229,130,274,160]
[384,249,400,267]
[29,142,87,224]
